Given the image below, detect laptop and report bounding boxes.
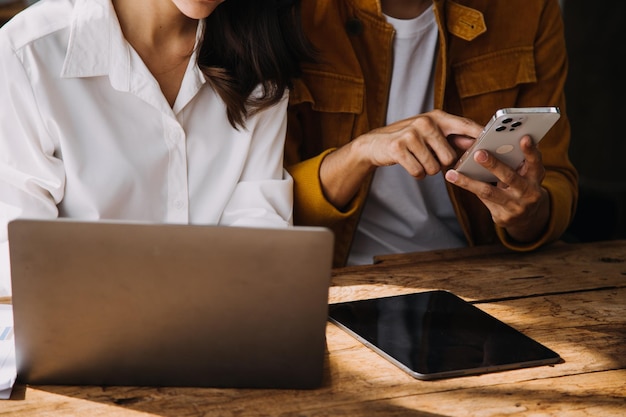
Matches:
[7,218,334,389]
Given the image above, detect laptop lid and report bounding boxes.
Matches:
[8,218,334,389]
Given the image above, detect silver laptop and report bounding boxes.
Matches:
[8,218,334,389]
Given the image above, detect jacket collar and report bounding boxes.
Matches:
[357,0,485,41]
[347,0,384,15]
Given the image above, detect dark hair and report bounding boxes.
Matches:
[198,0,314,129]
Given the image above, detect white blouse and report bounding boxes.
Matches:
[0,0,293,295]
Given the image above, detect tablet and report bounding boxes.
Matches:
[328,290,562,380]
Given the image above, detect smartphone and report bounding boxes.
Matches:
[454,107,561,182]
[328,290,562,381]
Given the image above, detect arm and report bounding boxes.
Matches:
[320,110,482,209]
[0,35,63,295]
[220,92,293,228]
[445,0,577,246]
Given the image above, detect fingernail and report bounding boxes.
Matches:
[475,150,488,163]
[445,170,458,183]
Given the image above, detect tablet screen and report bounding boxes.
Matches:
[328,290,561,380]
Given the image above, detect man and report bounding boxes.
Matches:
[286,0,577,267]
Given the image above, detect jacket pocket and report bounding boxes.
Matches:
[453,46,536,98]
[291,69,364,114]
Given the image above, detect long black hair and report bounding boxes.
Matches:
[198,0,314,129]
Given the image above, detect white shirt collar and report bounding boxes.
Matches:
[60,0,206,103]
[61,0,124,81]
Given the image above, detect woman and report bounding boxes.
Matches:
[0,0,313,295]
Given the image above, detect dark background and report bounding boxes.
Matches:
[562,1,626,242]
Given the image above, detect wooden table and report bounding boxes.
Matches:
[3,239,625,416]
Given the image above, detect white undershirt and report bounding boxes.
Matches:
[348,6,466,265]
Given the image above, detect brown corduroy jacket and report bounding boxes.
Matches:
[286,0,578,268]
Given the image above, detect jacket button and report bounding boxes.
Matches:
[345,18,363,36]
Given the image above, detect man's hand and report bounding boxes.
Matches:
[320,109,482,208]
[445,135,550,242]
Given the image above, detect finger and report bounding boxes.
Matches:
[429,109,484,139]
[448,135,476,152]
[472,149,520,186]
[518,136,545,182]
[405,117,457,168]
[406,148,441,176]
[445,169,517,227]
[445,169,505,203]
[394,143,429,178]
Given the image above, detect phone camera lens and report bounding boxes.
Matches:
[512,121,522,127]
[502,118,513,124]
[496,126,506,132]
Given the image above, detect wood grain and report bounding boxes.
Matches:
[2,240,625,416]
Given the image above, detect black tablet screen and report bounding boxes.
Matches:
[328,290,561,380]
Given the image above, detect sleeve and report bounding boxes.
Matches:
[284,81,361,229]
[287,149,360,227]
[218,92,294,229]
[496,0,578,250]
[0,35,64,296]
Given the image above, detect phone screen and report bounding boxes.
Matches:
[328,290,561,380]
